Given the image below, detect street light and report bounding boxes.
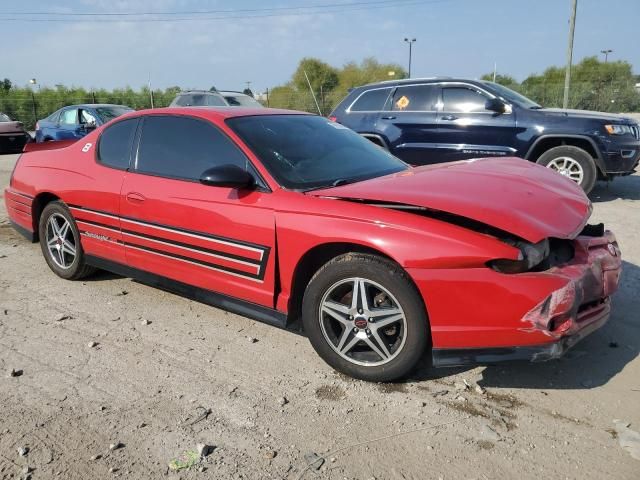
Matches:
[404,38,416,78]
[28,78,39,126]
[600,49,613,63]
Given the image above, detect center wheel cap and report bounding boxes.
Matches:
[354,317,368,329]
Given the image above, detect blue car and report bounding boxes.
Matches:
[35,104,133,143]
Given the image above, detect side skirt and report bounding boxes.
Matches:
[10,220,36,242]
[85,255,290,330]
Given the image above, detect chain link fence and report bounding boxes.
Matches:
[2,79,639,131]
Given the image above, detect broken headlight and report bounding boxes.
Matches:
[488,238,550,274]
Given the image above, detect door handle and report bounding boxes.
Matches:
[380,115,396,120]
[126,192,146,204]
[441,115,459,121]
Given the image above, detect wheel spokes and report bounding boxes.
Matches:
[46,213,77,270]
[319,277,407,366]
[339,334,360,356]
[363,335,390,361]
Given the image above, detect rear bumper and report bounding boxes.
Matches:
[0,132,29,153]
[4,188,35,241]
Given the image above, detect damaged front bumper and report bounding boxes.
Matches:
[429,230,622,368]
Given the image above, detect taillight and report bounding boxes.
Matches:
[328,116,337,122]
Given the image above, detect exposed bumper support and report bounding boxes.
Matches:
[431,297,610,367]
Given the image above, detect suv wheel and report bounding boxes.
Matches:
[536,145,597,194]
[302,253,429,382]
[38,201,96,280]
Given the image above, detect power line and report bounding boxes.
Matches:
[2,0,427,16]
[0,0,448,23]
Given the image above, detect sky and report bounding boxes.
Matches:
[1,0,639,93]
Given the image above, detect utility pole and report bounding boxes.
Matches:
[493,62,497,82]
[404,38,416,78]
[563,0,577,109]
[600,49,613,63]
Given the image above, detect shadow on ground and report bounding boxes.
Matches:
[409,260,640,390]
[591,174,640,202]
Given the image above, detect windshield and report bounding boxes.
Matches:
[481,81,542,109]
[227,115,408,190]
[223,94,263,107]
[95,106,134,122]
[0,113,10,122]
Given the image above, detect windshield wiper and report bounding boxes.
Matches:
[302,178,357,193]
[331,178,353,187]
[529,106,543,109]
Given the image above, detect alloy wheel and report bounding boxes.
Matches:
[319,277,407,367]
[46,213,77,269]
[546,156,584,184]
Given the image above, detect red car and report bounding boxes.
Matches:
[4,107,622,381]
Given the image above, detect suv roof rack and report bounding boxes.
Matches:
[363,76,453,87]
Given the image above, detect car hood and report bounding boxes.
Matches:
[539,108,637,123]
[307,157,591,243]
[0,121,26,134]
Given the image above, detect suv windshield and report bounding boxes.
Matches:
[481,81,542,109]
[95,106,134,122]
[227,115,408,190]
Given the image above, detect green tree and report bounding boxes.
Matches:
[519,56,640,111]
[292,57,339,95]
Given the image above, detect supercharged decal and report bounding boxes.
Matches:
[82,231,111,242]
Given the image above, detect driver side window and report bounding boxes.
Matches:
[135,115,251,182]
[441,87,490,113]
[80,109,97,126]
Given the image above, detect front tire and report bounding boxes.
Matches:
[536,145,597,194]
[302,253,429,382]
[38,201,96,280]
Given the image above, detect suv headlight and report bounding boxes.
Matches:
[604,124,633,135]
[487,239,550,274]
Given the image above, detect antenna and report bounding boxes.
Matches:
[303,69,322,115]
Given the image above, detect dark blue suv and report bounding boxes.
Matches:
[330,78,640,193]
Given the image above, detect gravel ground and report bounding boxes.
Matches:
[1,152,639,480]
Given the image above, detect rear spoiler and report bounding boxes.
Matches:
[23,139,77,153]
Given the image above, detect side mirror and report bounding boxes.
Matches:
[485,98,506,114]
[200,164,254,189]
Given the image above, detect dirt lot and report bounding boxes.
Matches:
[1,152,639,480]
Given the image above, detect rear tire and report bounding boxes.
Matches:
[302,253,429,382]
[536,145,597,194]
[38,201,96,280]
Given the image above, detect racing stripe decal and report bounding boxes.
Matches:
[69,205,270,281]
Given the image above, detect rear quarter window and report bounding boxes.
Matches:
[349,88,392,112]
[97,118,138,170]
